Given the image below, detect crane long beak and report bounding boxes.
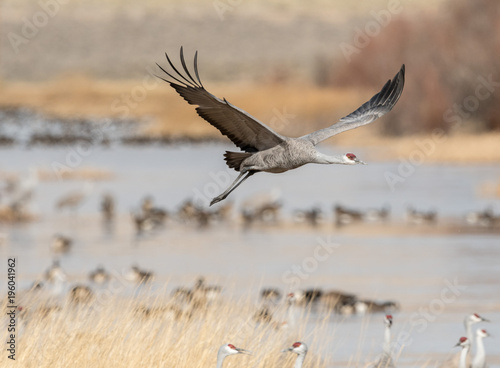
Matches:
[355,158,367,165]
[481,318,490,322]
[237,348,253,355]
[281,347,293,353]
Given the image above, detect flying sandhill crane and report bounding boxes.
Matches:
[216,344,251,368]
[157,48,405,205]
[455,337,470,368]
[282,342,308,368]
[472,329,490,368]
[373,315,395,368]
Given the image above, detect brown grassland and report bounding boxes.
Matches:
[1,291,353,368]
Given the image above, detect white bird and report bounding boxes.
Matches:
[216,344,251,368]
[282,341,308,368]
[157,48,405,205]
[464,314,489,347]
[373,315,395,368]
[471,329,490,368]
[455,337,470,368]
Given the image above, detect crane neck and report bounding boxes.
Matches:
[313,152,349,165]
[472,335,485,368]
[464,318,474,343]
[383,324,392,353]
[459,344,470,368]
[216,352,227,368]
[294,352,307,368]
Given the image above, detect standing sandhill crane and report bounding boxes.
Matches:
[44,260,67,283]
[100,193,115,222]
[157,48,405,205]
[282,342,308,368]
[125,265,154,284]
[455,337,470,368]
[216,344,251,368]
[56,181,94,212]
[471,329,490,368]
[89,265,110,284]
[51,234,72,254]
[373,315,395,368]
[464,314,489,349]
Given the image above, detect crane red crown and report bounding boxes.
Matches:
[346,153,356,160]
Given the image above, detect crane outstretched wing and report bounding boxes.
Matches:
[302,65,405,146]
[157,47,285,152]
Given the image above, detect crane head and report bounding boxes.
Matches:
[219,344,252,357]
[282,341,308,355]
[477,329,490,338]
[467,313,489,324]
[384,314,393,327]
[344,153,366,165]
[454,337,469,348]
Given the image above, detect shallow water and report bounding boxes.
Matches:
[1,144,499,366]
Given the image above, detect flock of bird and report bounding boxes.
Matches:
[21,257,495,368]
[31,258,398,322]
[2,48,497,368]
[216,313,492,368]
[2,169,498,232]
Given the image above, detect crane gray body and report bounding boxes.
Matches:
[157,48,405,205]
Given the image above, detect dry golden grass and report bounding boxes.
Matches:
[0,76,362,138]
[36,167,115,182]
[1,291,338,368]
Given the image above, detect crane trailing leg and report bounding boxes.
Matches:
[210,170,256,206]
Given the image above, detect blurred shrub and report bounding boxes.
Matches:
[328,0,500,135]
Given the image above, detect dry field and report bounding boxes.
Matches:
[2,291,337,368]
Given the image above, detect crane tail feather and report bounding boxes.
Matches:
[223,151,253,171]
